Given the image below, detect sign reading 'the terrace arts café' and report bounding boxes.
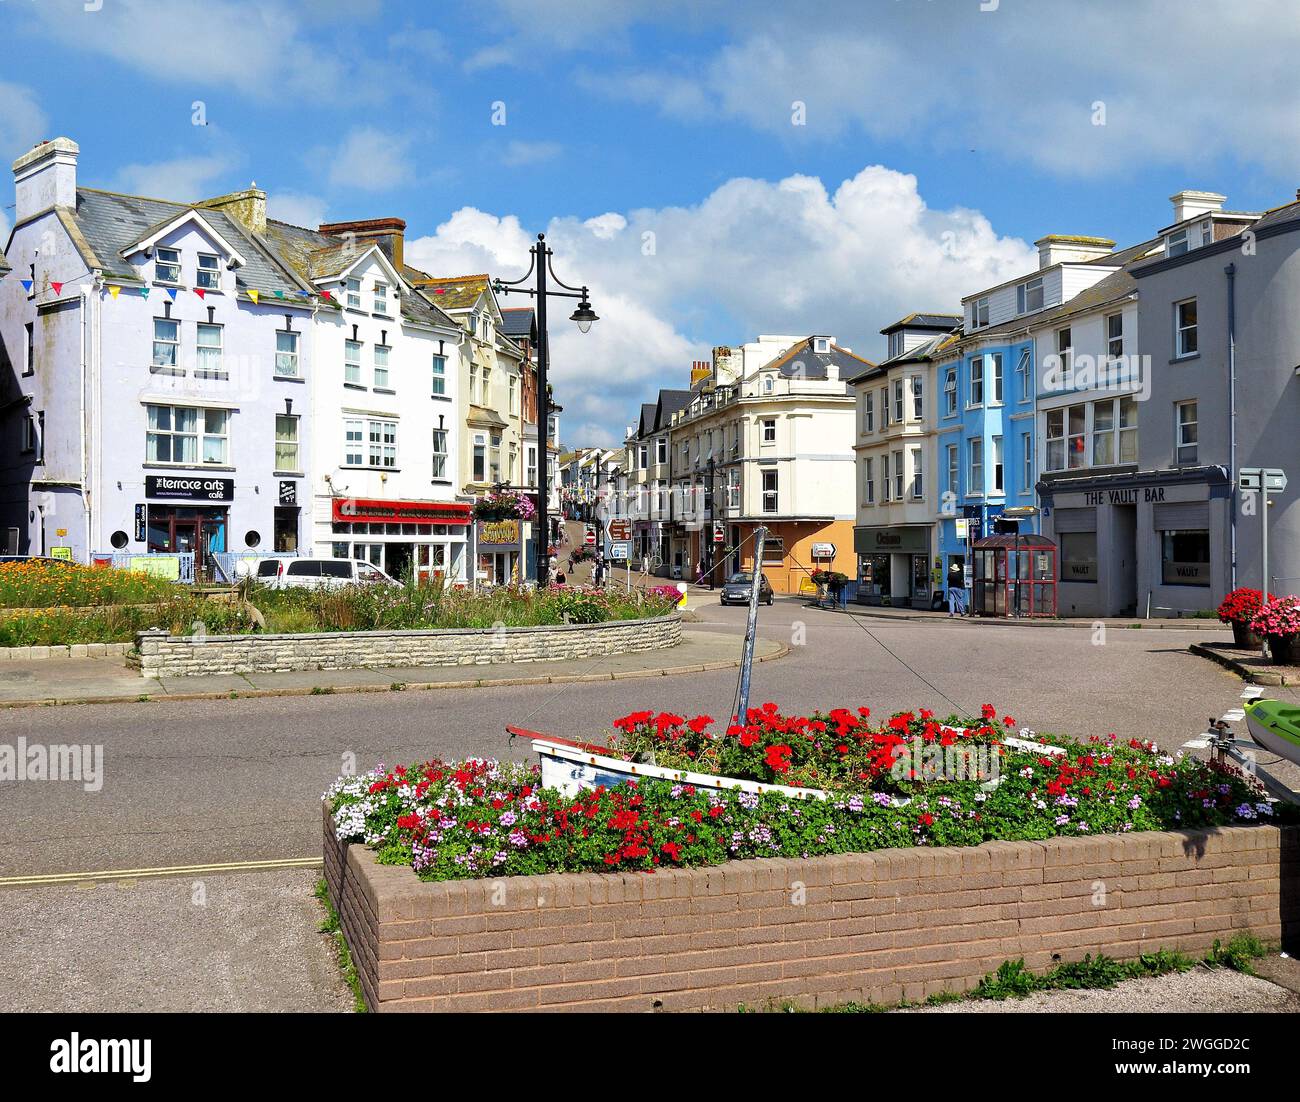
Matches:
[144,475,233,502]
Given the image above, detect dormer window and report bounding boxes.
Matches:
[971,297,990,329]
[345,278,361,310]
[814,337,830,353]
[763,375,774,394]
[1017,277,1044,315]
[888,331,903,358]
[196,253,220,290]
[374,282,389,315]
[1167,228,1188,257]
[155,247,180,284]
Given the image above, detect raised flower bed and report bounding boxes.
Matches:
[323,702,1294,1012]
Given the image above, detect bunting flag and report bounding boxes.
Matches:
[297,290,310,298]
[140,287,151,300]
[50,281,63,295]
[108,285,120,299]
[20,280,32,293]
[165,287,178,300]
[247,289,259,305]
[273,290,285,299]
[194,287,206,300]
[320,290,333,300]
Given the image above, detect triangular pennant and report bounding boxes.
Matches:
[165,287,178,300]
[273,290,285,299]
[51,281,63,295]
[247,289,259,305]
[320,290,333,300]
[297,291,310,298]
[140,287,151,299]
[108,285,121,299]
[194,287,206,299]
[20,280,33,292]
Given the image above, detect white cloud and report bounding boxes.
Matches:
[268,191,329,230]
[111,154,237,201]
[0,81,48,171]
[499,140,562,167]
[408,164,1036,447]
[324,128,413,192]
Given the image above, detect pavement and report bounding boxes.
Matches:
[3,592,1298,1013]
[0,627,785,708]
[1191,640,1300,686]
[833,601,1232,630]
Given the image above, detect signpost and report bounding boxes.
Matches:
[1240,466,1288,658]
[608,519,631,542]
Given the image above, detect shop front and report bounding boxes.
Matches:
[1039,467,1229,618]
[328,497,471,583]
[142,475,233,572]
[852,524,934,609]
[475,518,522,585]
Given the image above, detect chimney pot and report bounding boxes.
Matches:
[1170,190,1227,224]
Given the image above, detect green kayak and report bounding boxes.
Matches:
[1244,699,1300,765]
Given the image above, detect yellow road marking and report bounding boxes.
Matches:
[0,856,321,887]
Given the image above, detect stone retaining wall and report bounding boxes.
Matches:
[323,807,1298,1013]
[0,643,130,662]
[136,614,681,678]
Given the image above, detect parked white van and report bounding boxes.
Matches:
[253,557,399,589]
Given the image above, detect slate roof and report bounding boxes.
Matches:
[73,187,307,297]
[500,307,536,340]
[637,402,657,439]
[848,331,952,384]
[654,388,692,431]
[880,312,961,334]
[755,336,872,391]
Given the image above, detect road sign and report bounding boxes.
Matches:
[1241,467,1287,493]
[954,518,970,540]
[584,525,597,545]
[712,521,725,543]
[608,542,630,560]
[608,518,631,541]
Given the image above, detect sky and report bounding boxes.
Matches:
[1,0,1297,446]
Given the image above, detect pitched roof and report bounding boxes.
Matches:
[880,312,961,335]
[412,274,491,311]
[848,330,952,384]
[500,306,536,340]
[73,187,305,297]
[637,403,657,438]
[755,336,872,390]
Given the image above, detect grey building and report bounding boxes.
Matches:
[1041,190,1300,615]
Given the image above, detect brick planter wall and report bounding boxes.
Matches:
[135,614,681,678]
[322,806,1298,1013]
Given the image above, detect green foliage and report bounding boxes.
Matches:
[1206,934,1268,973]
[314,878,366,1013]
[0,561,177,608]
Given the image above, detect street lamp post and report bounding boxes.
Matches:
[494,234,597,588]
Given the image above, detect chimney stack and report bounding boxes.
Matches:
[319,217,406,269]
[12,137,78,222]
[1034,234,1115,269]
[1170,190,1226,224]
[198,185,267,235]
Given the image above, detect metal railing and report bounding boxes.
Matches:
[90,551,196,584]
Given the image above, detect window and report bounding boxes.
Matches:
[762,375,774,394]
[481,366,492,405]
[196,323,223,374]
[971,297,989,329]
[947,444,959,494]
[509,442,518,484]
[1175,299,1198,358]
[432,428,448,479]
[1017,276,1044,314]
[1167,228,1189,257]
[473,434,486,482]
[1161,529,1210,586]
[893,449,904,501]
[761,469,778,513]
[275,414,299,471]
[155,247,180,284]
[1016,348,1031,400]
[910,447,923,499]
[1046,405,1086,471]
[726,468,741,510]
[1022,432,1033,489]
[911,375,924,420]
[508,375,518,415]
[1091,396,1138,466]
[888,331,903,358]
[373,344,390,389]
[864,457,875,504]
[369,419,397,468]
[761,418,776,444]
[275,330,299,377]
[638,443,648,469]
[864,391,875,433]
[344,339,362,385]
[881,453,891,501]
[1056,328,1072,377]
[969,437,984,491]
[1175,401,1198,464]
[490,433,501,482]
[374,282,389,315]
[1106,313,1123,361]
[196,253,220,290]
[970,357,984,406]
[656,436,667,464]
[344,278,361,310]
[1061,532,1099,583]
[345,420,364,466]
[23,322,34,377]
[146,404,228,465]
[21,413,38,455]
[989,353,1003,404]
[152,318,179,369]
[992,435,1004,493]
[526,445,537,487]
[944,369,957,415]
[431,354,446,396]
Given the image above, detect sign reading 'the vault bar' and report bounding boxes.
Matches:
[145,475,233,502]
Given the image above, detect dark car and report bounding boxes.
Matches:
[719,571,775,606]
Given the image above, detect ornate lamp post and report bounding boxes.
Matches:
[494,234,597,587]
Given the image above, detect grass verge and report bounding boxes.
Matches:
[314,877,366,1013]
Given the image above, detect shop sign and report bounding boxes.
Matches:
[279,481,298,506]
[49,546,72,561]
[145,475,233,502]
[1163,560,1210,585]
[134,505,146,542]
[332,498,473,526]
[478,520,521,546]
[954,518,969,540]
[853,526,928,555]
[1084,487,1168,506]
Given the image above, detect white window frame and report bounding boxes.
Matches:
[152,317,179,369]
[431,354,446,396]
[1017,277,1044,314]
[1021,432,1033,491]
[196,322,223,375]
[344,339,362,385]
[473,433,487,482]
[893,379,905,423]
[944,368,957,416]
[155,247,180,284]
[368,418,398,469]
[864,456,875,504]
[275,413,300,472]
[146,404,228,466]
[345,278,362,310]
[761,418,776,444]
[275,329,300,378]
[196,252,220,291]
[1175,298,1198,359]
[864,391,874,433]
[969,437,984,493]
[761,468,778,513]
[1175,400,1198,465]
[989,353,1003,405]
[972,297,989,329]
[947,443,958,495]
[992,435,1004,493]
[1016,347,1031,401]
[432,427,449,479]
[373,281,389,315]
[911,374,924,420]
[373,343,390,389]
[969,357,984,407]
[910,447,923,500]
[881,453,891,502]
[1106,313,1123,361]
[894,448,904,502]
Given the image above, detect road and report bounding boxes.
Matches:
[0,597,1268,878]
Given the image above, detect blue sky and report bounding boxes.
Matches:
[1,0,1295,443]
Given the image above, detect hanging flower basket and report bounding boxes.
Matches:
[473,489,537,522]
